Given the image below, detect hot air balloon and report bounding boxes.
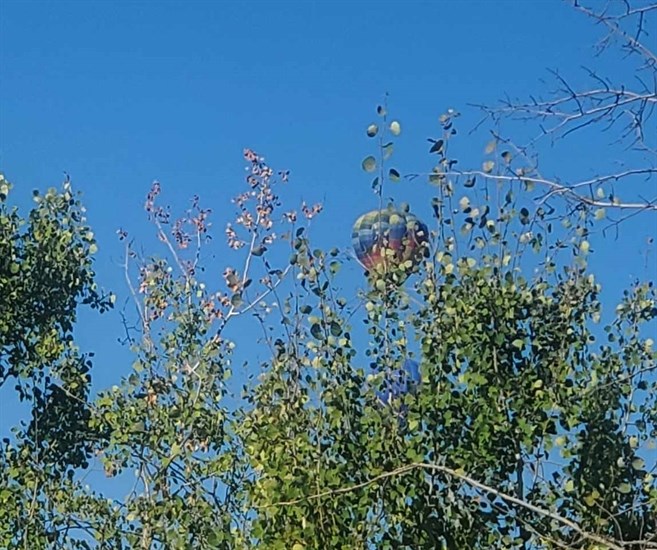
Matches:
[375,358,421,405]
[352,204,429,280]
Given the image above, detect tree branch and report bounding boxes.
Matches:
[259,461,655,550]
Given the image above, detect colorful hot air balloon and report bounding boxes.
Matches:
[352,204,429,279]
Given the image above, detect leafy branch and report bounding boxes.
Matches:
[261,461,656,550]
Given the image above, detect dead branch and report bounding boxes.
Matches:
[468,1,657,217]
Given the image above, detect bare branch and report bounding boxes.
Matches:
[571,1,657,66]
[410,169,657,211]
[469,1,657,219]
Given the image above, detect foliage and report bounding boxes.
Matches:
[1,2,656,549]
[0,174,113,548]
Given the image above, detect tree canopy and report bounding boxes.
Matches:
[1,2,656,549]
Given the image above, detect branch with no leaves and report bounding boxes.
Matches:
[478,1,657,150]
[458,169,657,210]
[571,0,657,66]
[482,83,657,150]
[409,168,657,212]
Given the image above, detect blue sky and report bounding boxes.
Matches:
[1,1,655,434]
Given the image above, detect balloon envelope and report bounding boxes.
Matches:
[352,206,429,277]
[376,358,421,404]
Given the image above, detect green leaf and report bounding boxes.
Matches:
[519,207,530,225]
[429,139,444,154]
[310,323,322,339]
[512,339,524,349]
[330,321,342,337]
[362,156,377,173]
[231,293,243,308]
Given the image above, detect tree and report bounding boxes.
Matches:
[0,174,113,548]
[1,2,656,549]
[469,0,657,218]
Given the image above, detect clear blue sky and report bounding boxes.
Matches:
[1,1,655,430]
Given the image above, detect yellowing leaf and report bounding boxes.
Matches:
[618,482,632,494]
[362,156,377,172]
[583,491,599,506]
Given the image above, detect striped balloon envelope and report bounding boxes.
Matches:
[351,204,429,279]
